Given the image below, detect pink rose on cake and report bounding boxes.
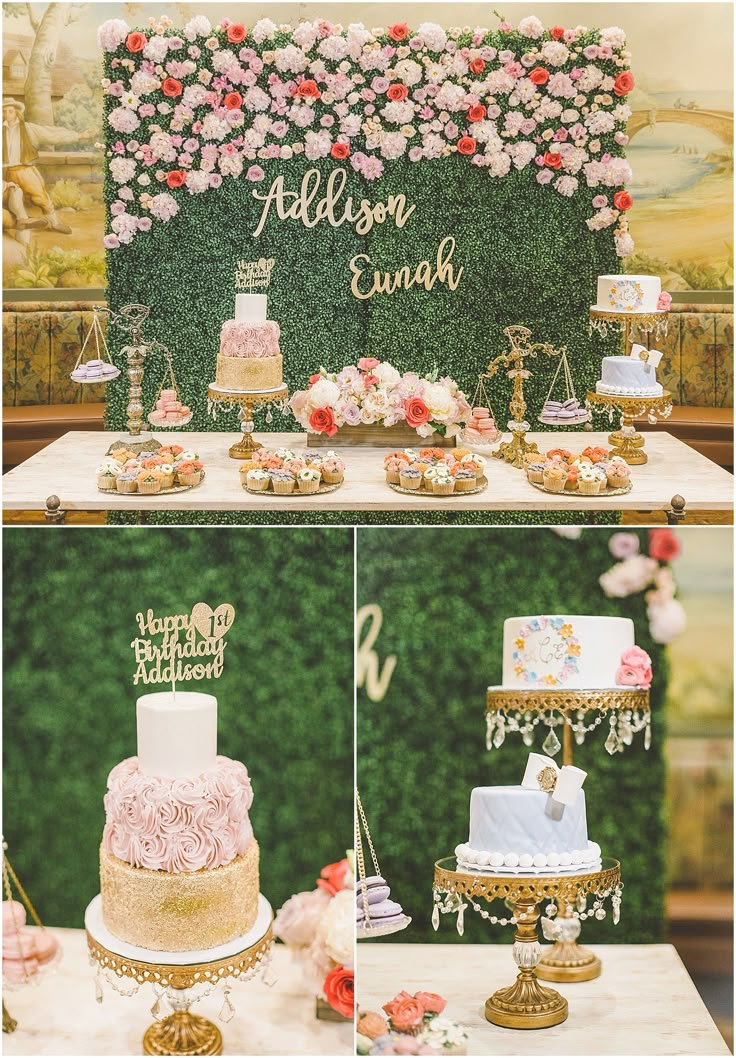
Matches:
[615,645,652,689]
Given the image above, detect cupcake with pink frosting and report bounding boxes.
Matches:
[321,456,345,484]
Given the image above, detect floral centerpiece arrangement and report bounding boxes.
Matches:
[290,359,471,438]
[357,990,468,1055]
[273,855,354,1020]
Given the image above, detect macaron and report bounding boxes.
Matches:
[472,407,489,417]
[3,900,26,930]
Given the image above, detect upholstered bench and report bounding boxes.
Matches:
[4,403,105,468]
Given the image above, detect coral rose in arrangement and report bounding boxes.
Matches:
[308,406,338,437]
[467,104,486,122]
[388,22,409,41]
[317,858,351,896]
[405,398,430,428]
[324,965,354,1018]
[223,92,243,109]
[296,79,321,99]
[125,31,146,52]
[226,22,246,43]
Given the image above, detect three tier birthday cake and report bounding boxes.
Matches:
[216,294,283,393]
[100,690,260,951]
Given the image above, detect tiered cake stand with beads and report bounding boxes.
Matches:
[85,894,273,1056]
[207,385,289,459]
[433,857,622,1029]
[485,686,649,983]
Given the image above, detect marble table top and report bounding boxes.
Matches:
[3,926,353,1056]
[357,942,730,1056]
[2,430,733,516]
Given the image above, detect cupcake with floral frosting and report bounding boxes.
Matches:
[543,463,567,492]
[321,456,345,484]
[399,465,422,490]
[606,461,631,488]
[384,456,406,484]
[246,468,270,492]
[526,459,546,484]
[97,465,120,489]
[270,469,296,495]
[578,465,602,495]
[297,467,321,494]
[137,470,163,495]
[115,471,139,494]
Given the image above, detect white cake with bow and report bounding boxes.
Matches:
[596,344,664,398]
[455,754,601,875]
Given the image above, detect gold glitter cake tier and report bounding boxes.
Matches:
[215,354,283,393]
[100,839,259,951]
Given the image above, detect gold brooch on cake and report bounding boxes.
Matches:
[536,766,558,794]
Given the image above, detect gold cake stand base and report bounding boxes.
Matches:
[536,942,601,982]
[207,384,289,460]
[143,1011,222,1056]
[586,390,673,465]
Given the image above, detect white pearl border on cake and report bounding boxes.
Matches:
[454,840,602,875]
[595,383,664,398]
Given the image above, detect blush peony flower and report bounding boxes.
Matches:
[273,887,331,946]
[648,597,687,644]
[609,532,640,559]
[98,19,130,52]
[616,645,653,689]
[599,554,658,598]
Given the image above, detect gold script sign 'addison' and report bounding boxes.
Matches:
[131,603,236,686]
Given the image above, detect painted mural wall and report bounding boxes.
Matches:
[2,1,733,289]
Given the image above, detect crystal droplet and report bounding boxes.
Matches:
[493,715,506,749]
[604,732,621,757]
[150,993,161,1019]
[522,724,534,747]
[644,721,652,750]
[219,989,236,1024]
[95,972,104,1005]
[266,410,273,424]
[485,713,495,752]
[595,907,606,921]
[542,726,561,757]
[456,904,465,937]
[577,892,587,912]
[574,726,586,746]
[432,904,440,931]
[612,895,621,925]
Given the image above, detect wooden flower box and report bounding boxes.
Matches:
[306,423,453,447]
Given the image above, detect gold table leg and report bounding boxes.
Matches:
[485,897,568,1029]
[536,905,601,982]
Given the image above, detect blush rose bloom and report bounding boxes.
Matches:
[358,357,380,371]
[324,965,354,1018]
[273,887,331,946]
[309,407,338,436]
[609,532,640,559]
[405,397,430,428]
[648,528,681,563]
[648,597,687,644]
[615,645,653,689]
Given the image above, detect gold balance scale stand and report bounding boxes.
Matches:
[485,325,567,470]
[85,897,273,1056]
[433,857,622,1028]
[207,385,289,459]
[485,686,650,983]
[587,309,672,465]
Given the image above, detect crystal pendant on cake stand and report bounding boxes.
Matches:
[85,893,273,1056]
[432,857,622,1028]
[585,390,673,465]
[207,385,289,459]
[589,307,670,356]
[485,686,649,982]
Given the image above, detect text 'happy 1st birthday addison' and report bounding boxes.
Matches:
[131,602,235,686]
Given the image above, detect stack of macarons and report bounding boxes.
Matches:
[464,407,501,444]
[2,900,60,982]
[356,875,410,934]
[148,388,192,426]
[70,359,120,383]
[539,397,589,424]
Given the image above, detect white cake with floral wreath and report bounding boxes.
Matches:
[592,275,669,314]
[216,294,283,392]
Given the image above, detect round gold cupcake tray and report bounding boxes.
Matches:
[433,857,621,1029]
[98,472,206,497]
[388,475,488,497]
[243,479,343,497]
[85,894,273,1056]
[528,478,632,499]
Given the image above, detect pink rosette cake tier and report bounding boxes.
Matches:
[215,293,283,392]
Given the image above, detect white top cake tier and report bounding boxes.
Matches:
[593,274,661,314]
[136,691,218,779]
[496,615,634,690]
[235,293,267,324]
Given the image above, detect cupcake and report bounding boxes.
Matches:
[239,459,259,474]
[546,448,572,462]
[137,471,162,495]
[543,464,567,492]
[274,447,295,461]
[97,466,119,489]
[432,470,456,495]
[298,468,321,494]
[581,445,609,464]
[115,471,138,494]
[452,447,471,462]
[246,469,270,492]
[399,466,422,490]
[176,460,204,486]
[463,453,486,478]
[177,450,198,463]
[454,468,477,492]
[564,465,579,491]
[578,465,602,495]
[384,457,405,484]
[607,462,631,488]
[158,463,175,489]
[270,469,296,494]
[321,456,345,484]
[526,460,546,484]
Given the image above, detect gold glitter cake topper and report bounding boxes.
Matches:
[235,257,275,292]
[131,603,236,687]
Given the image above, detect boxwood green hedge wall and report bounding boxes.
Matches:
[357,527,667,945]
[3,527,354,928]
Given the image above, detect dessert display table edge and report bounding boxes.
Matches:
[2,431,732,522]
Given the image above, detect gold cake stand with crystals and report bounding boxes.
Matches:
[585,389,673,465]
[433,857,622,1029]
[589,308,670,354]
[85,894,273,1056]
[485,687,649,983]
[207,384,289,459]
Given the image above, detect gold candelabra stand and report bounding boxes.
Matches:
[585,390,673,465]
[485,686,649,982]
[485,326,566,469]
[207,385,289,459]
[85,895,273,1056]
[433,857,622,1029]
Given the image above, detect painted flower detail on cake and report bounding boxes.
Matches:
[615,645,652,689]
[102,756,254,873]
[607,279,645,312]
[512,616,581,687]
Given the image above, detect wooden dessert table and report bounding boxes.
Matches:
[358,942,730,1056]
[2,430,732,523]
[3,926,352,1056]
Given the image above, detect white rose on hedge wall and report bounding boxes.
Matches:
[599,554,658,598]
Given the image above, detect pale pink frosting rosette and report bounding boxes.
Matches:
[102,756,254,873]
[220,320,280,358]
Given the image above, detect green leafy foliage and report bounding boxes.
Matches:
[357,527,667,945]
[3,528,354,928]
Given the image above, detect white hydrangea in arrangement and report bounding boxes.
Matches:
[97,13,635,252]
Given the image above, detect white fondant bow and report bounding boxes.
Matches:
[521,752,587,806]
[630,343,663,369]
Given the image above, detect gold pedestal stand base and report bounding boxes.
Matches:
[207,384,289,461]
[607,428,647,465]
[485,977,568,1029]
[143,1011,222,1055]
[586,390,672,465]
[229,432,263,458]
[536,942,601,982]
[493,429,537,470]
